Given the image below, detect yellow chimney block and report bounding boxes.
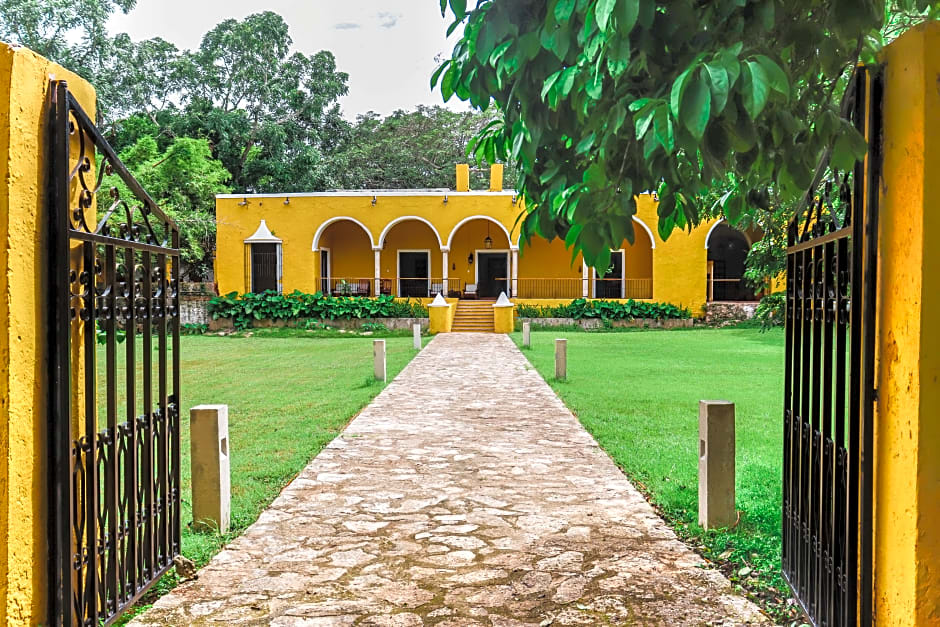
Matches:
[489,164,504,192]
[456,164,470,192]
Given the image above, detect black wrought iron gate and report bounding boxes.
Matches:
[783,67,880,626]
[48,81,182,626]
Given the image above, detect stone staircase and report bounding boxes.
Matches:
[451,300,495,332]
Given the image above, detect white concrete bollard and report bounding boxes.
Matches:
[555,338,567,380]
[190,405,231,533]
[374,339,387,381]
[522,321,531,347]
[698,400,736,529]
[413,323,421,350]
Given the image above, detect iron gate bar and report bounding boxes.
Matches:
[782,66,878,627]
[47,80,182,626]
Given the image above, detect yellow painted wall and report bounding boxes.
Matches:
[216,190,713,314]
[619,224,654,280]
[320,220,374,281]
[876,23,940,624]
[517,236,582,279]
[0,43,96,625]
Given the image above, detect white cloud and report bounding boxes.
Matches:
[107,0,471,119]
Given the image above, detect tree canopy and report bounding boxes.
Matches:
[333,105,516,190]
[435,0,940,270]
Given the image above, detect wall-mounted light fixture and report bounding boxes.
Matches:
[371,195,377,206]
[452,262,456,271]
[237,198,248,206]
[283,197,290,205]
[467,253,474,265]
[511,194,518,205]
[443,195,449,204]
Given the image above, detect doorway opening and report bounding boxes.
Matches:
[398,250,430,297]
[594,250,624,299]
[251,243,279,293]
[476,251,509,298]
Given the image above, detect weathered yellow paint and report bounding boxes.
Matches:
[0,43,96,625]
[492,304,514,333]
[875,23,940,624]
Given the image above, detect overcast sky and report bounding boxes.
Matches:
[108,0,470,120]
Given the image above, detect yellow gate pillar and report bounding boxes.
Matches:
[0,44,96,624]
[876,23,940,624]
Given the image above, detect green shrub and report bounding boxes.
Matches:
[207,291,429,330]
[181,323,208,335]
[360,322,388,332]
[754,292,786,331]
[516,298,691,321]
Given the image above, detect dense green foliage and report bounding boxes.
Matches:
[208,291,430,329]
[754,292,786,330]
[105,135,231,279]
[105,11,350,193]
[435,0,940,270]
[514,328,793,619]
[515,298,690,320]
[0,0,137,82]
[333,105,515,190]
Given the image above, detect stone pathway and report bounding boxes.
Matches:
[132,333,767,626]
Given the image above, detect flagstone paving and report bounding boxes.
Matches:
[132,333,768,626]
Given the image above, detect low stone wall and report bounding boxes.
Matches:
[519,317,694,330]
[181,282,215,325]
[703,302,758,325]
[208,317,429,331]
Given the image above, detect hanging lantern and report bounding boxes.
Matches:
[484,223,493,249]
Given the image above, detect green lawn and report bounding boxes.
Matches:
[512,327,790,615]
[110,331,425,621]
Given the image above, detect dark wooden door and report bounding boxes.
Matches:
[251,243,278,293]
[478,253,508,297]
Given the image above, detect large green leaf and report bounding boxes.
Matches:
[615,0,640,32]
[704,62,730,114]
[555,0,577,22]
[595,0,617,31]
[679,72,711,141]
[742,61,769,119]
[670,64,695,120]
[754,55,790,96]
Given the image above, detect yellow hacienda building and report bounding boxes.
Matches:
[215,164,760,315]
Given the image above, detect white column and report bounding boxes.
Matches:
[441,248,449,295]
[373,248,381,296]
[511,248,519,298]
[582,258,590,298]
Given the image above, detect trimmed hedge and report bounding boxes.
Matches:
[515,298,691,320]
[208,291,429,330]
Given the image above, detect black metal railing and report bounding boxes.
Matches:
[48,81,182,626]
[782,66,880,627]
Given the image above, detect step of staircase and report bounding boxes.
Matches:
[451,299,495,333]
